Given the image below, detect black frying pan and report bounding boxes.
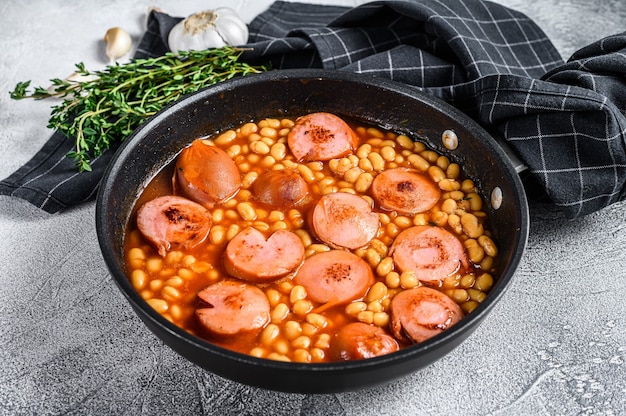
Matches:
[96,69,528,393]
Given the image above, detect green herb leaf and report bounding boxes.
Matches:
[10,47,269,172]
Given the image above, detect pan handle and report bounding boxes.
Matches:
[493,136,528,174]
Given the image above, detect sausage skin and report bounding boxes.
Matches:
[390,287,464,343]
[136,195,212,257]
[223,227,305,283]
[252,170,310,209]
[390,225,468,284]
[311,192,380,250]
[330,322,399,360]
[294,250,374,306]
[174,139,242,208]
[196,280,270,338]
[287,112,359,162]
[371,167,440,214]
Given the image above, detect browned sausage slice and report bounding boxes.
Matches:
[224,227,305,283]
[287,112,359,162]
[390,287,464,343]
[294,250,374,306]
[311,192,380,250]
[136,195,212,257]
[174,139,241,208]
[196,280,270,338]
[390,225,468,284]
[330,322,399,360]
[252,169,309,209]
[371,167,440,214]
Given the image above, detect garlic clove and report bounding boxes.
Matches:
[104,27,132,64]
[215,13,249,46]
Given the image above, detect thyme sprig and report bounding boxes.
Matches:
[10,47,268,172]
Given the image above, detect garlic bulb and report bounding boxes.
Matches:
[104,27,132,63]
[168,8,248,54]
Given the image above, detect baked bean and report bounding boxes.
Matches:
[441,198,457,214]
[126,114,500,363]
[284,321,302,340]
[297,164,316,183]
[290,285,307,304]
[165,276,184,287]
[215,129,237,145]
[400,270,419,289]
[468,288,487,303]
[373,312,390,327]
[478,235,498,257]
[357,310,374,324]
[146,257,162,273]
[460,274,475,289]
[461,213,484,238]
[292,336,311,349]
[266,289,282,307]
[475,273,494,291]
[375,256,394,278]
[367,152,385,171]
[421,150,439,163]
[367,127,384,138]
[358,157,374,172]
[293,349,311,363]
[462,300,479,314]
[315,334,331,349]
[366,282,388,302]
[480,256,494,271]
[446,288,469,303]
[446,163,460,179]
[436,155,450,171]
[310,348,325,362]
[261,324,280,346]
[461,179,476,192]
[407,153,430,172]
[306,313,328,329]
[293,299,313,316]
[146,298,168,313]
[240,122,258,136]
[237,202,257,221]
[271,303,290,323]
[270,143,287,160]
[385,271,401,289]
[345,301,367,316]
[396,134,413,149]
[131,269,147,290]
[464,238,485,263]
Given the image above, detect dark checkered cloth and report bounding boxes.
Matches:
[2,0,625,218]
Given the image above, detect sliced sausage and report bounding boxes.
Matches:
[390,225,468,284]
[136,195,212,257]
[287,112,359,162]
[311,192,380,250]
[252,169,309,209]
[330,322,399,360]
[174,139,241,208]
[196,280,270,338]
[390,287,464,343]
[224,227,305,283]
[371,167,440,214]
[294,250,374,306]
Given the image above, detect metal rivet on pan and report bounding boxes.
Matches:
[491,187,503,210]
[442,129,458,150]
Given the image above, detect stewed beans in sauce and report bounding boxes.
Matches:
[124,113,498,363]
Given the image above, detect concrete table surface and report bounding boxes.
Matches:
[1,0,625,415]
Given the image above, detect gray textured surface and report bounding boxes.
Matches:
[1,0,625,415]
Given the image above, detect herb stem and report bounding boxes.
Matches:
[10,47,268,172]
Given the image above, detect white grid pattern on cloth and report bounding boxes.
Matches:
[2,0,625,218]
